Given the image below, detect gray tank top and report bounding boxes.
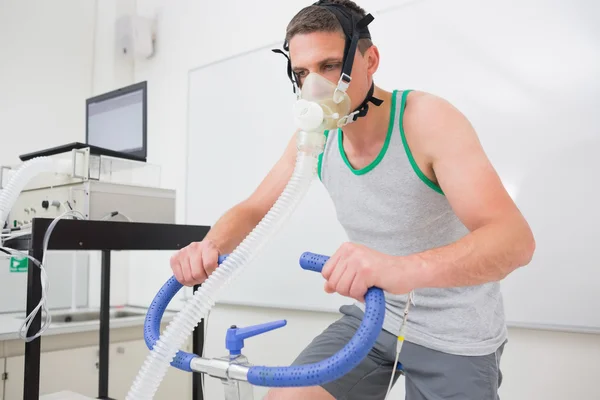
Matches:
[319,90,507,356]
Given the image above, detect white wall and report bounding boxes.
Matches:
[0,0,134,309]
[86,0,136,309]
[126,1,600,400]
[0,0,95,165]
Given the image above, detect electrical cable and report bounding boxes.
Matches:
[101,211,134,222]
[202,309,210,398]
[383,290,415,400]
[1,229,32,241]
[6,210,86,342]
[0,246,46,341]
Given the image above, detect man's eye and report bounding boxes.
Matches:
[296,71,307,77]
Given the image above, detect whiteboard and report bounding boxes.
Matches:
[186,0,600,331]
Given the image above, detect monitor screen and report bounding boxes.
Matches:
[86,81,147,160]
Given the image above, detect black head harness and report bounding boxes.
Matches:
[273,1,383,124]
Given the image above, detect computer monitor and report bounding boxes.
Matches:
[86,81,147,161]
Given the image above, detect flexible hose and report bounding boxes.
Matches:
[143,255,228,371]
[126,149,320,400]
[0,157,58,226]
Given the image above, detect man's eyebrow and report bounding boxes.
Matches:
[292,57,344,72]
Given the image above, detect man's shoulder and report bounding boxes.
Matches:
[399,89,474,170]
[402,90,467,136]
[403,90,456,116]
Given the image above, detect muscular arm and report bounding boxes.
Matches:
[205,134,297,254]
[392,93,535,291]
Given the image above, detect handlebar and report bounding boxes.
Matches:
[143,251,386,386]
[143,255,229,371]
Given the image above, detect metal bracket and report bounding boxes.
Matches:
[71,148,91,180]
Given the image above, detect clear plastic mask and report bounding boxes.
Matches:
[293,73,353,132]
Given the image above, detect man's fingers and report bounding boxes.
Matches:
[189,249,206,284]
[322,251,341,279]
[170,253,185,284]
[202,246,219,276]
[349,278,367,303]
[328,260,347,290]
[324,281,337,293]
[180,251,194,285]
[336,268,356,297]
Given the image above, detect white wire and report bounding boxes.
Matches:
[9,210,86,342]
[202,309,210,397]
[120,213,134,222]
[101,211,134,222]
[385,347,402,398]
[383,290,415,400]
[1,229,32,240]
[0,247,41,268]
[0,246,47,342]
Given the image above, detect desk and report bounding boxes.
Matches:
[6,218,210,400]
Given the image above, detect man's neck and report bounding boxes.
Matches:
[338,86,394,150]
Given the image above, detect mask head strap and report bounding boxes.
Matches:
[271,40,299,94]
[338,81,383,127]
[273,1,383,121]
[311,1,373,97]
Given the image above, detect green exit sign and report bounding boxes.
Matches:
[9,256,28,273]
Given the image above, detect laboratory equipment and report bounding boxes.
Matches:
[9,180,175,227]
[0,146,173,316]
[2,145,172,230]
[86,81,147,162]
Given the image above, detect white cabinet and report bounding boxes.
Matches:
[3,339,192,400]
[4,345,98,399]
[108,339,192,399]
[0,252,90,314]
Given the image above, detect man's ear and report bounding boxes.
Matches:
[366,45,380,75]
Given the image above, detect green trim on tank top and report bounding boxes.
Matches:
[398,90,445,195]
[317,129,330,180]
[337,89,398,176]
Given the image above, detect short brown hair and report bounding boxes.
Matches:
[285,0,373,54]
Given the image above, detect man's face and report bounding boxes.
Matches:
[289,30,373,111]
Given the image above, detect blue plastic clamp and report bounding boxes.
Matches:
[226,320,287,356]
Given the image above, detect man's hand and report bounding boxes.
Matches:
[321,242,415,302]
[170,239,221,286]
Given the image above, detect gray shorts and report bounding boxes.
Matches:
[292,305,505,400]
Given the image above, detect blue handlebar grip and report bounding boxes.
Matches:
[144,276,195,372]
[299,252,330,273]
[246,250,386,387]
[247,286,385,387]
[144,253,230,372]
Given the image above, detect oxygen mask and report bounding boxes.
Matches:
[293,73,352,132]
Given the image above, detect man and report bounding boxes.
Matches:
[171,1,535,399]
